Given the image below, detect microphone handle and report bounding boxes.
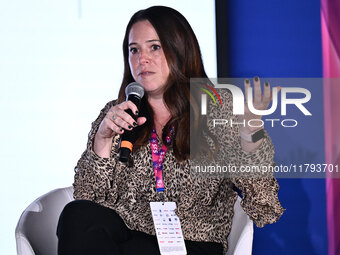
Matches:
[119,95,142,162]
[125,94,141,121]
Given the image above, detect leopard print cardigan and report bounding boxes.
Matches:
[73,90,285,254]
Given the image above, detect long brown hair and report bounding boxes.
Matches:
[118,6,212,161]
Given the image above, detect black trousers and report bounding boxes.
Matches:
[57,200,223,255]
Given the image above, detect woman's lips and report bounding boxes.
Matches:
[139,71,155,77]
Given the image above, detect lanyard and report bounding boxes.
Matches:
[150,126,173,193]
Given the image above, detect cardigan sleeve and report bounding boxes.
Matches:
[226,123,285,227]
[73,100,120,204]
[208,90,285,227]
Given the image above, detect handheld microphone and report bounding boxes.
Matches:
[119,82,145,162]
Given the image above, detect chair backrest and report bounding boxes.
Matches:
[15,187,74,255]
[226,196,254,255]
[15,188,252,255]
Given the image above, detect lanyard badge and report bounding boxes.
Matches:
[150,202,187,255]
[149,126,187,254]
[150,126,173,193]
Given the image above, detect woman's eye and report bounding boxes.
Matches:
[129,48,138,54]
[152,44,161,51]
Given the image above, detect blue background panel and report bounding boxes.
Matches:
[225,0,326,254]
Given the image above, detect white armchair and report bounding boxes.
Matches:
[15,187,253,255]
[15,187,74,255]
[226,196,254,255]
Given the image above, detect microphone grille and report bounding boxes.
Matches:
[125,82,144,99]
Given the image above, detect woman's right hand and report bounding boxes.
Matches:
[93,101,147,158]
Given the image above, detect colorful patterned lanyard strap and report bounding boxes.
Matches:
[150,126,174,193]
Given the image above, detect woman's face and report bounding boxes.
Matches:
[128,20,170,95]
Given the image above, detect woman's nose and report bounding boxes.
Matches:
[139,50,150,64]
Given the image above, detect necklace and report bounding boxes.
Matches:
[154,116,171,139]
[154,118,166,129]
[154,115,171,129]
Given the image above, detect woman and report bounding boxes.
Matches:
[57,5,284,255]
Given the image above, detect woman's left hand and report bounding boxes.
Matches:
[238,76,280,133]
